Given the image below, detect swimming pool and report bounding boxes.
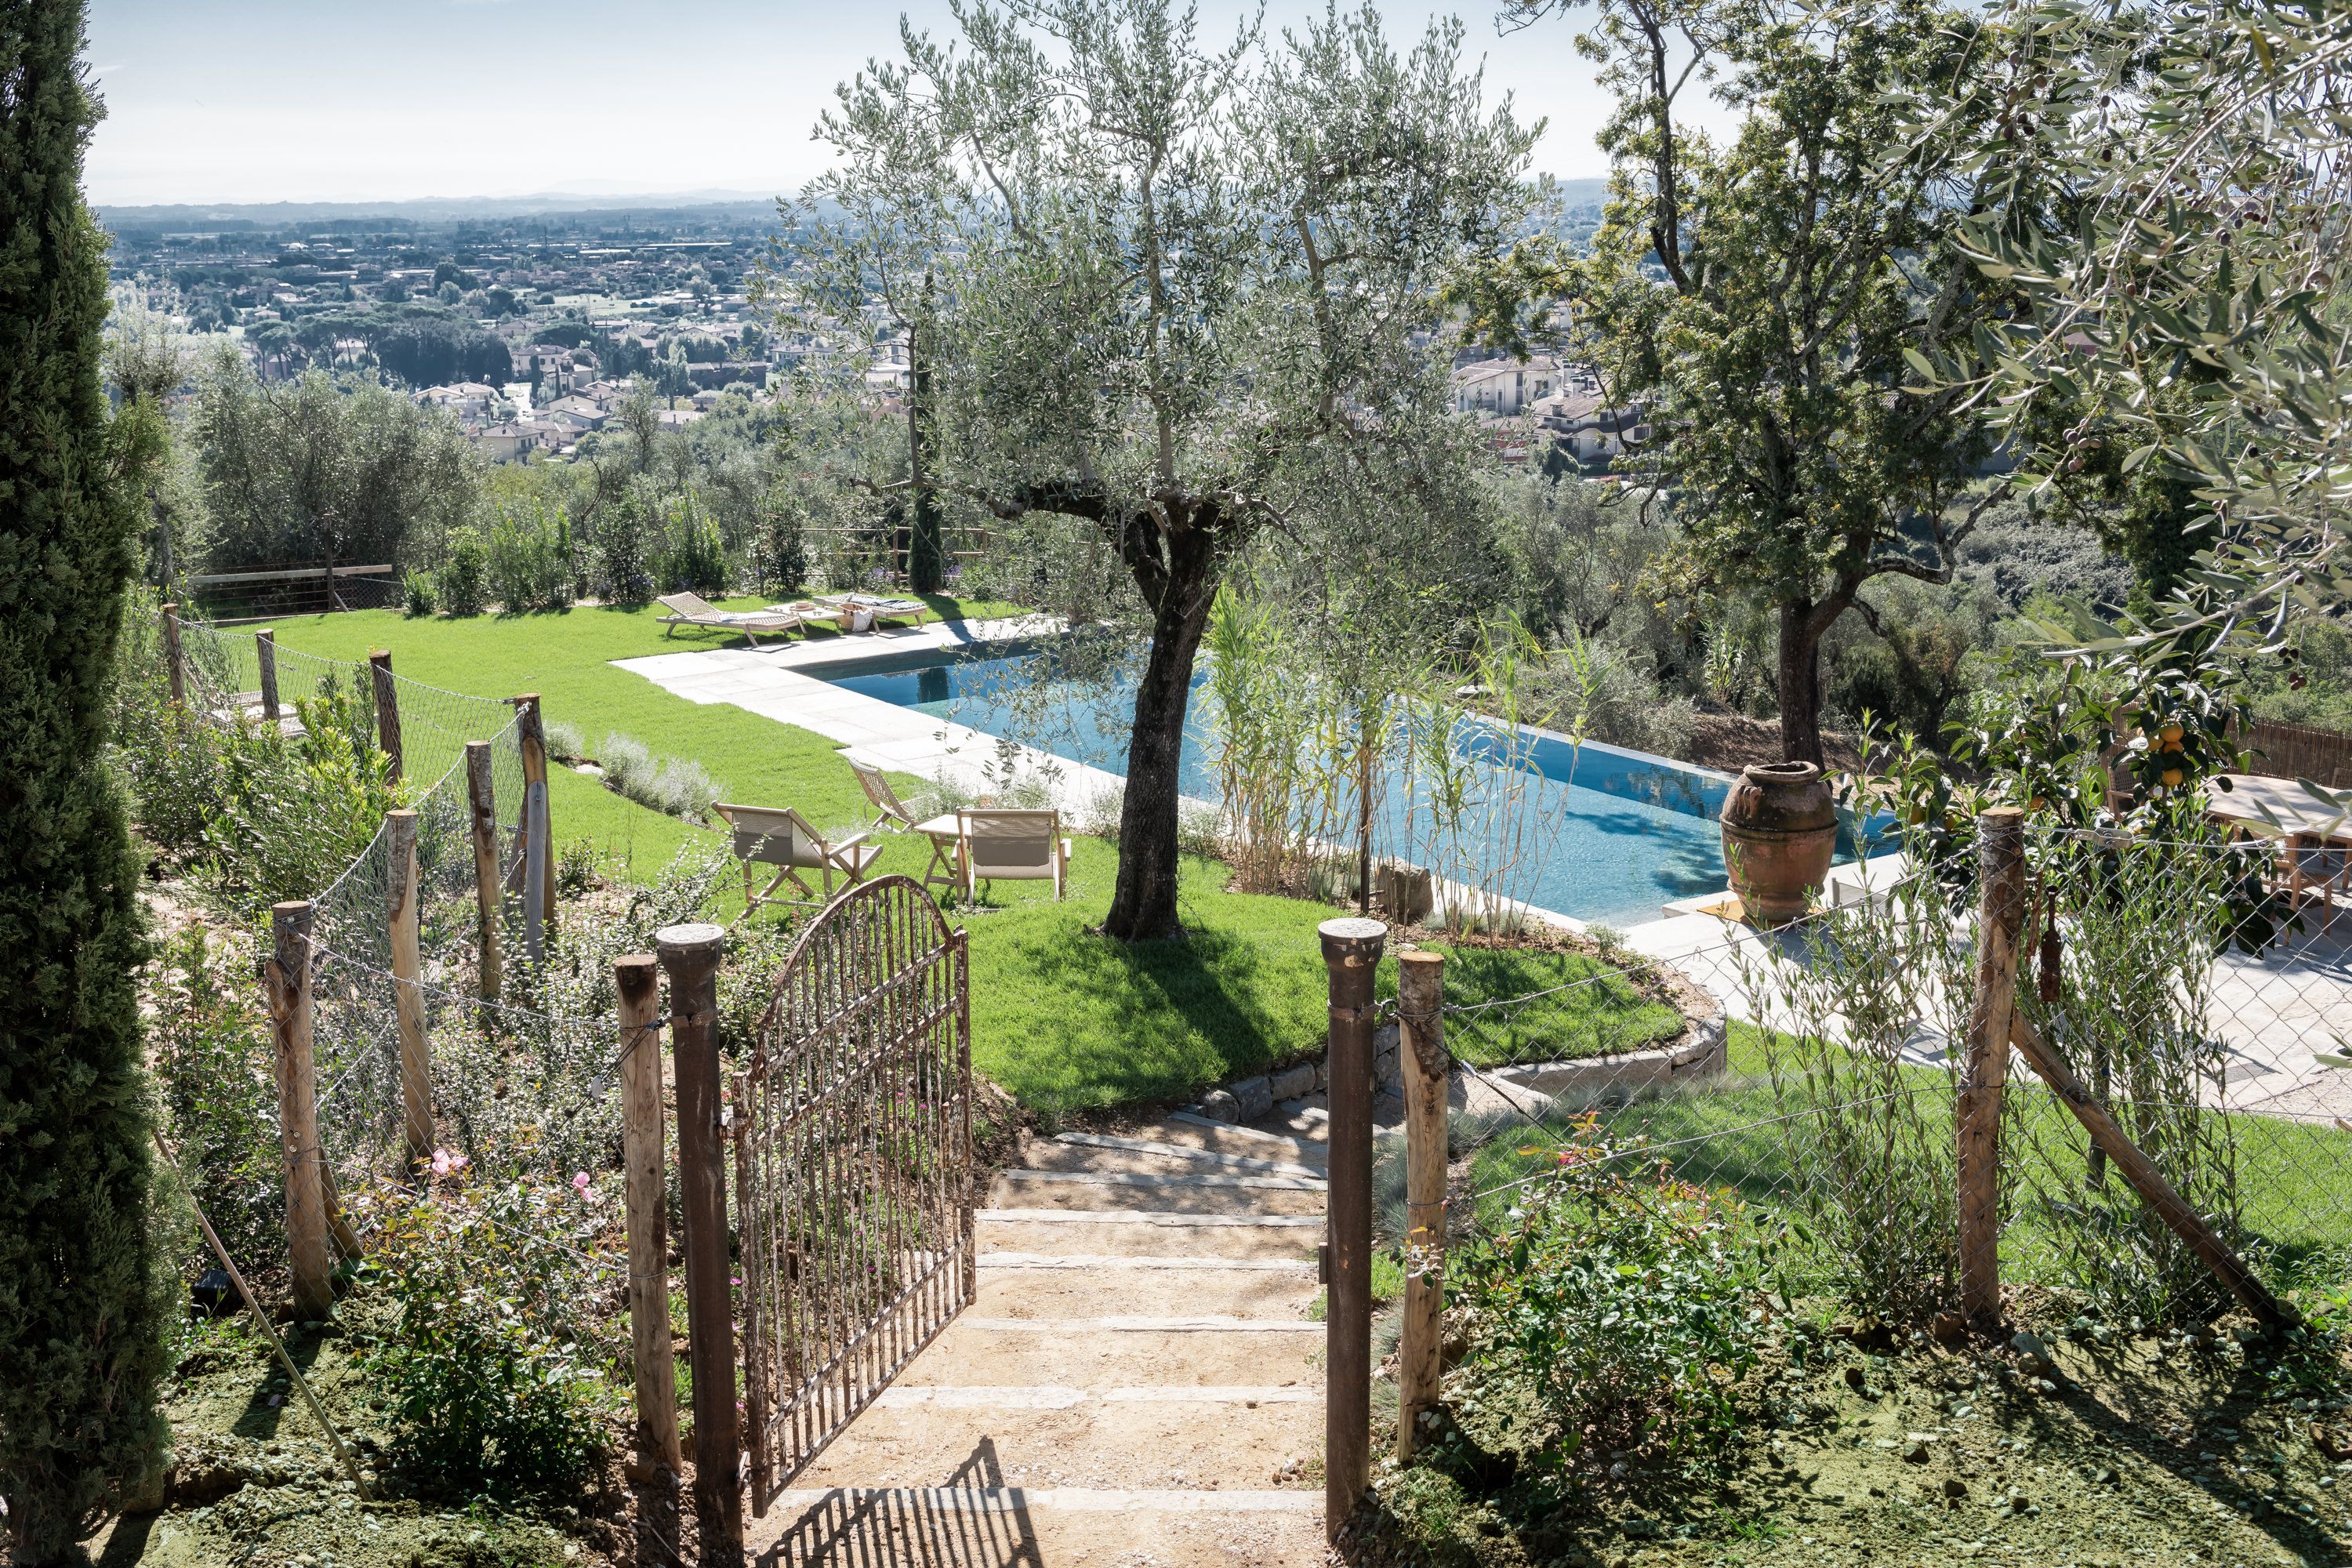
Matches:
[822,642,1775,929]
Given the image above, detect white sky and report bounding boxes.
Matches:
[82,0,1712,206]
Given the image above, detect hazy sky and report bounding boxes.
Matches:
[83,0,1680,205]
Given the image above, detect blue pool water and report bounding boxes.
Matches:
[824,643,1766,929]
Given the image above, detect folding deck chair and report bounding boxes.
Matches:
[712,802,881,910]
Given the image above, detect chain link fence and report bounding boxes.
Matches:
[1406,832,2352,1327]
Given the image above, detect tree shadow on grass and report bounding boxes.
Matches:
[982,921,1321,1109]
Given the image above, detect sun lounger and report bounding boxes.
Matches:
[960,808,1073,901]
[655,592,802,648]
[849,756,934,832]
[712,802,881,910]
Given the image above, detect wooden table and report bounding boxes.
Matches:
[2205,773,2352,930]
[912,812,965,895]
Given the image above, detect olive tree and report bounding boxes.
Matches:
[811,0,1537,938]
[1492,0,2052,764]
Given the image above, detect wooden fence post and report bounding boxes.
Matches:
[256,627,281,724]
[1959,805,2025,1330]
[1320,916,1385,1544]
[161,601,187,707]
[2010,1012,2297,1329]
[514,693,554,967]
[463,742,503,1007]
[615,954,683,1476]
[369,649,404,783]
[387,810,432,1173]
[266,901,334,1320]
[1396,949,1447,1462]
[659,921,741,1566]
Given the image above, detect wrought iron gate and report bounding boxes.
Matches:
[732,874,973,1513]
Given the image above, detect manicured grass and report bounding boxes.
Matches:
[266,597,1690,1115]
[271,594,1018,885]
[1458,1029,2352,1300]
[1406,943,1686,1067]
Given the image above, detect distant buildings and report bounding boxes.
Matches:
[1451,351,1646,471]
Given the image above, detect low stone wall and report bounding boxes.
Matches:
[1181,953,1729,1123]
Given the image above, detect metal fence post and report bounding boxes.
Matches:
[266,901,334,1320]
[369,649,404,783]
[387,809,432,1173]
[256,626,280,723]
[615,954,683,1478]
[1959,805,2024,1330]
[161,601,187,707]
[1319,916,1385,1543]
[463,742,503,1007]
[659,921,742,1566]
[1396,948,1447,1461]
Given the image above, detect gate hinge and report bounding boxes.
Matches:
[1318,1243,1330,1285]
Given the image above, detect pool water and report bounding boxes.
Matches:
[824,644,1762,929]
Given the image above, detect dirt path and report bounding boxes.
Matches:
[745,1112,1336,1567]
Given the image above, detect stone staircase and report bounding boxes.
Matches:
[746,1112,1334,1567]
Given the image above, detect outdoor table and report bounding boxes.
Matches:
[912,811,966,895]
[2205,773,2352,931]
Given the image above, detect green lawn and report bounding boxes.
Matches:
[258,598,1683,1113]
[1457,1026,2352,1301]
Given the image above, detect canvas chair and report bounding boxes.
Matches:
[849,756,931,832]
[655,592,802,648]
[712,802,881,910]
[960,808,1073,902]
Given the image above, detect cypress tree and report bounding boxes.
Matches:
[0,2,172,1558]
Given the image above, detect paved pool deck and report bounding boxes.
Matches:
[615,614,1147,821]
[615,620,2352,1123]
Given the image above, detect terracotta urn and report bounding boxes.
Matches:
[1719,761,1838,925]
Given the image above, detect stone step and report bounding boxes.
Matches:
[979,1210,1322,1261]
[904,1318,1325,1388]
[752,1486,1326,1567]
[987,1171,1327,1218]
[1040,1131,1323,1179]
[1160,1111,1330,1162]
[970,1261,1314,1320]
[786,1399,1321,1493]
[978,1251,1314,1274]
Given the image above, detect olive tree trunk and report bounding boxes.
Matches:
[1102,525,1221,941]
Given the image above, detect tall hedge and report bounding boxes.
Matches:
[0,3,172,1558]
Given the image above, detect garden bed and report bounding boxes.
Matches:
[1354,1295,2352,1568]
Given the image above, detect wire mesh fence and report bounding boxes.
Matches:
[152,604,646,1260]
[1409,830,2352,1327]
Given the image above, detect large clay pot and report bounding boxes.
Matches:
[1719,761,1838,925]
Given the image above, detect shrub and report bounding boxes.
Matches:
[359,1171,612,1496]
[654,492,728,595]
[201,675,401,911]
[543,720,585,760]
[401,569,439,616]
[485,499,571,613]
[149,929,282,1272]
[755,484,809,592]
[597,731,716,820]
[1446,1119,1779,1479]
[434,527,489,616]
[1740,856,1965,1322]
[595,494,651,604]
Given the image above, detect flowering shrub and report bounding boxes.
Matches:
[1446,1119,1782,1480]
[358,1164,616,1495]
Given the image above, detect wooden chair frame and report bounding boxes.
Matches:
[712,802,880,912]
